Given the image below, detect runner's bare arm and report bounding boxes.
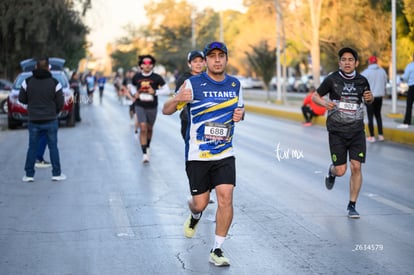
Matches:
[312,92,336,111]
[162,82,192,115]
[232,108,244,122]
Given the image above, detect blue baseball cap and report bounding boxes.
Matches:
[203,41,228,56]
[187,50,204,62]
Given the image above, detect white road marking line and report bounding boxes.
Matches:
[365,193,414,214]
[108,192,135,237]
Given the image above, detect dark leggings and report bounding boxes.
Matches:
[366,97,383,136]
[403,85,414,125]
[301,105,316,123]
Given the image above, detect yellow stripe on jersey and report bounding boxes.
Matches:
[199,147,232,159]
[193,97,239,117]
[176,102,186,110]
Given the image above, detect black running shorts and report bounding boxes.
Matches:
[328,130,366,165]
[185,156,236,195]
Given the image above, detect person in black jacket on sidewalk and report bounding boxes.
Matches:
[174,50,205,139]
[19,57,66,182]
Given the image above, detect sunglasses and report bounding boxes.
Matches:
[205,42,227,53]
[142,60,153,65]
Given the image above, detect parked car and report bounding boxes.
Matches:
[0,78,13,113]
[235,75,265,89]
[235,75,253,89]
[294,74,328,93]
[386,74,409,97]
[7,58,75,129]
[270,76,296,92]
[249,77,265,89]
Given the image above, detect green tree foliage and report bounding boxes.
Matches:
[317,0,391,72]
[143,0,193,73]
[109,24,157,72]
[110,0,414,84]
[318,0,412,73]
[231,0,276,76]
[110,0,244,76]
[397,0,414,69]
[0,0,90,80]
[245,40,276,91]
[111,49,138,73]
[143,1,225,74]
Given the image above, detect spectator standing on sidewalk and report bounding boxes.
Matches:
[131,55,170,163]
[361,55,387,142]
[19,57,66,182]
[301,86,326,126]
[163,41,244,266]
[398,53,414,129]
[312,47,373,219]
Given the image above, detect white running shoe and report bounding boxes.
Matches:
[397,124,409,129]
[22,176,34,182]
[52,174,67,181]
[209,248,230,266]
[183,213,202,238]
[366,136,376,143]
[142,154,150,164]
[35,160,51,168]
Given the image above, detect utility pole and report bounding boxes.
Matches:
[191,9,196,48]
[391,0,397,113]
[219,11,224,42]
[275,0,283,104]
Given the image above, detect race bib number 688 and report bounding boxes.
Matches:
[204,122,231,141]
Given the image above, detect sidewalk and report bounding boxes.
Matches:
[243,90,414,146]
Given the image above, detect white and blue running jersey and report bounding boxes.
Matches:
[183,72,244,161]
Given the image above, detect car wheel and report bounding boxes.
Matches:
[66,107,75,127]
[8,116,22,129]
[298,84,308,93]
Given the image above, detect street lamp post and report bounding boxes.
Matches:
[220,11,224,42]
[191,10,196,48]
[391,0,397,113]
[275,0,284,104]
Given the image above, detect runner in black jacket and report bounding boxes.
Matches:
[174,50,205,140]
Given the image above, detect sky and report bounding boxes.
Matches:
[85,0,246,58]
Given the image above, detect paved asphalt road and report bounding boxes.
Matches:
[0,85,413,274]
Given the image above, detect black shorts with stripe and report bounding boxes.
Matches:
[185,156,236,195]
